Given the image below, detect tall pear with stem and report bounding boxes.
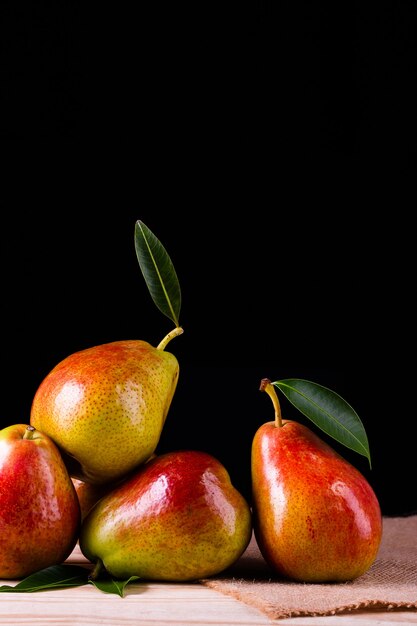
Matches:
[30,220,184,485]
[251,378,382,582]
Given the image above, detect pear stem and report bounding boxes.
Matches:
[259,378,283,428]
[157,326,184,350]
[23,425,36,440]
[89,558,104,581]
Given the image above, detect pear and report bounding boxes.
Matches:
[30,334,181,485]
[0,424,81,579]
[79,450,252,581]
[71,478,115,522]
[251,380,382,583]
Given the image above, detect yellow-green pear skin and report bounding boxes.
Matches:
[30,340,179,485]
[79,450,252,581]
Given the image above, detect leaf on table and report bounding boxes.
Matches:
[89,575,140,597]
[134,220,181,327]
[0,564,90,593]
[274,378,371,466]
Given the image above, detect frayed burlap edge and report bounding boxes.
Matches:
[203,578,417,620]
[200,516,417,620]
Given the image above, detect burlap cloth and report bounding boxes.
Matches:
[201,515,417,619]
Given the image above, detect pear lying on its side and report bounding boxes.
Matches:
[80,450,252,581]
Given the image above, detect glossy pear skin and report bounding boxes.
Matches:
[80,450,252,581]
[30,340,179,485]
[0,424,81,579]
[72,462,149,521]
[252,420,382,582]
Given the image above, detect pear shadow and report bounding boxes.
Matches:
[122,579,203,598]
[122,582,150,597]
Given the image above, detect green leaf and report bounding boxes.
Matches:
[134,220,181,327]
[0,564,90,593]
[89,575,140,597]
[273,379,371,466]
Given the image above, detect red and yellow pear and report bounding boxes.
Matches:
[30,221,184,487]
[0,424,80,579]
[251,379,382,582]
[80,450,252,581]
[30,330,182,485]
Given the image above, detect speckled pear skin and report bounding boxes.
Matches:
[30,340,179,485]
[79,450,253,581]
[251,420,382,583]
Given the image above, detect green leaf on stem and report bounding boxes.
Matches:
[273,379,371,466]
[134,220,181,327]
[89,575,140,597]
[0,564,90,593]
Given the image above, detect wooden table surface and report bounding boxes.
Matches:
[0,545,416,626]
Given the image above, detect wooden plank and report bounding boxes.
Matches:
[1,580,416,626]
[0,546,415,626]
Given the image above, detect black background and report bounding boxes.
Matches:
[1,2,416,516]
